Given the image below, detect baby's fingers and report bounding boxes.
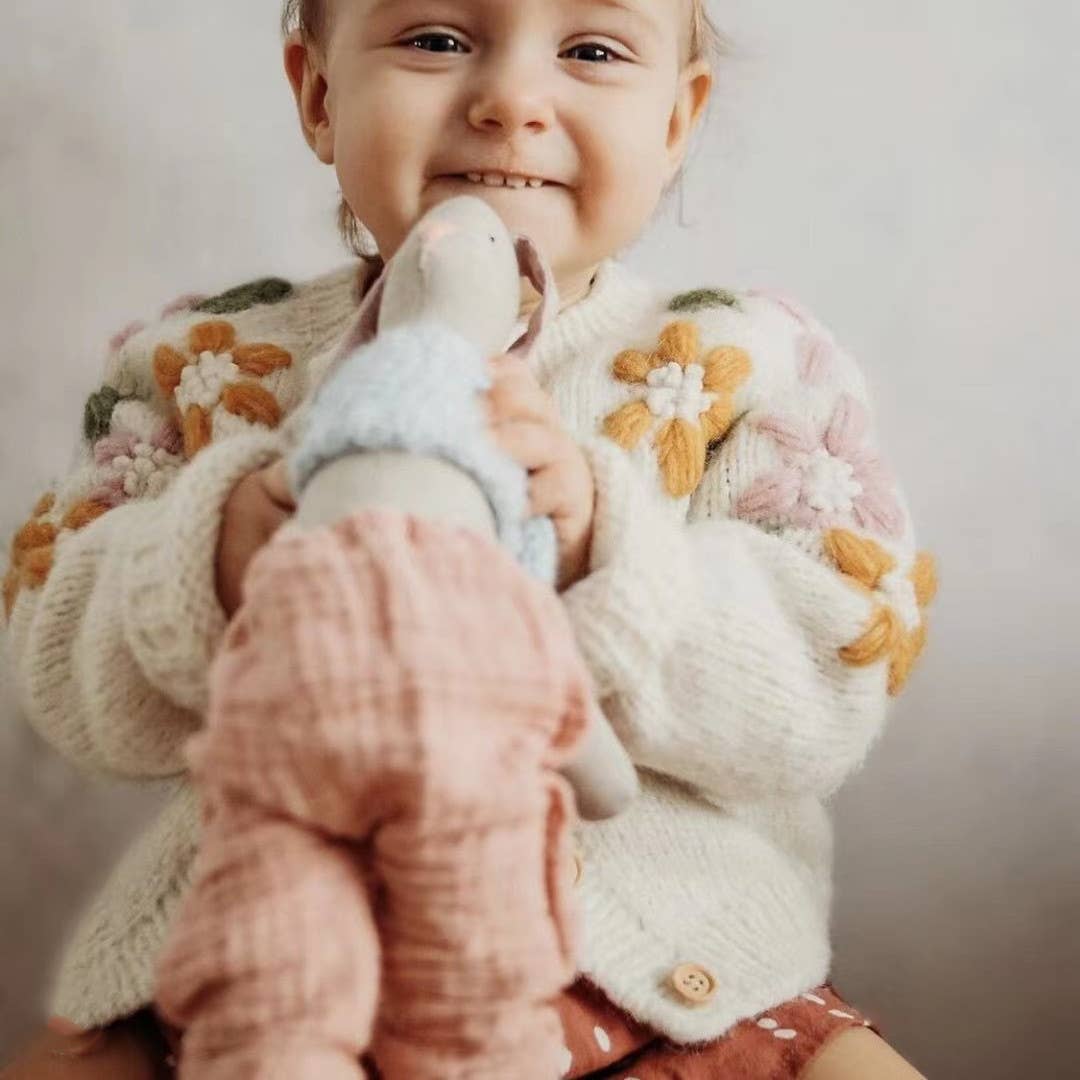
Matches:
[491,419,563,472]
[487,355,560,425]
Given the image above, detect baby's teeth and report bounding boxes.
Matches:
[464,172,545,187]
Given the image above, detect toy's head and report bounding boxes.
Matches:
[335,196,558,366]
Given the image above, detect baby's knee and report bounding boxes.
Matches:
[0,1014,169,1080]
[801,1026,927,1080]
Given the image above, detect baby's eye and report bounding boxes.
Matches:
[404,32,468,54]
[401,34,624,63]
[563,42,625,64]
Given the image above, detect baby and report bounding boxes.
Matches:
[2,1,936,1077]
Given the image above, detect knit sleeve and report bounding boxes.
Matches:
[2,337,284,778]
[560,299,938,802]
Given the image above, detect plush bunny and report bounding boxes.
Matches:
[156,198,638,1080]
[287,194,638,821]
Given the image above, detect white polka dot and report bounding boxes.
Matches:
[593,1025,612,1053]
[828,1009,855,1020]
[559,1045,573,1075]
[801,993,826,1005]
[773,1029,798,1040]
[757,1017,778,1030]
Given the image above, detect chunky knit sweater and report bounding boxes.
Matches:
[2,257,937,1045]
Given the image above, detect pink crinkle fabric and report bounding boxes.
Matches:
[154,509,590,1080]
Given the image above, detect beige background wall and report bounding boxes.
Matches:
[2,2,1077,1075]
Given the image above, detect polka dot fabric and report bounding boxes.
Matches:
[553,979,880,1079]
[152,979,876,1078]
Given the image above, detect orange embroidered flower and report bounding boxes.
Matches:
[152,320,292,459]
[3,493,110,619]
[603,321,752,497]
[825,528,939,696]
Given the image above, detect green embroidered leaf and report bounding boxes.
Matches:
[83,386,124,443]
[194,277,294,316]
[669,288,742,314]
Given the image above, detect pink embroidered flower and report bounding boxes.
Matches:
[109,320,147,354]
[736,394,904,539]
[89,422,184,506]
[797,333,837,386]
[747,288,818,329]
[161,293,208,319]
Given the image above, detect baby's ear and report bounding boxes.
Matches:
[283,29,335,164]
[508,235,558,360]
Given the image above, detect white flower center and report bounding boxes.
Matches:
[802,447,863,515]
[878,567,921,631]
[114,441,183,499]
[644,361,713,423]
[176,351,239,411]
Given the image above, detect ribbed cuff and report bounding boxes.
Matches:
[48,781,200,1030]
[121,431,283,715]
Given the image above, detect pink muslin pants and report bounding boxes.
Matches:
[154,509,590,1079]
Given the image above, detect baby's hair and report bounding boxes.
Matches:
[281,0,730,258]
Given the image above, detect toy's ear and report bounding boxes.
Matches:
[506,235,558,361]
[327,257,388,375]
[344,260,388,353]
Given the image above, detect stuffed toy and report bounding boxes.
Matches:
[155,196,637,1080]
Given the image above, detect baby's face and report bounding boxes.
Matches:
[298,0,710,294]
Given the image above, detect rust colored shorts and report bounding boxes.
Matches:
[549,977,879,1079]
[151,976,876,1079]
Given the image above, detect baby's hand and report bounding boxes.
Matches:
[486,353,596,591]
[215,458,296,617]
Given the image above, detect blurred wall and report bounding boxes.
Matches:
[2,2,1077,1075]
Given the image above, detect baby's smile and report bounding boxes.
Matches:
[284,0,712,311]
[434,172,561,190]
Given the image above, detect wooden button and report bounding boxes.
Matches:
[670,963,718,1005]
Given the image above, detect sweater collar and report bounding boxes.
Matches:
[530,257,655,381]
[351,253,653,377]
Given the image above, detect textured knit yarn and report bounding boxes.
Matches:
[2,257,936,1043]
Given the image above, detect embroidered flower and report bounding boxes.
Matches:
[603,321,752,497]
[89,423,184,506]
[747,288,818,329]
[161,293,208,319]
[153,320,292,458]
[3,493,110,619]
[192,277,293,316]
[736,394,905,539]
[177,352,240,412]
[797,333,838,386]
[108,321,147,354]
[84,386,129,443]
[825,529,938,696]
[668,287,741,314]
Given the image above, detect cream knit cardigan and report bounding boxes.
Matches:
[3,257,935,1045]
